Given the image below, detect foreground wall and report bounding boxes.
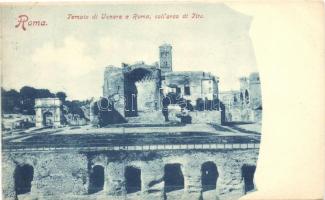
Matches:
[2,149,258,200]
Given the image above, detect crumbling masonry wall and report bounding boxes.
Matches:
[135,78,157,112]
[2,149,258,200]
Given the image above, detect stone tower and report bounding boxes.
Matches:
[159,43,172,76]
[248,72,262,108]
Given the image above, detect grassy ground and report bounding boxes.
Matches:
[3,122,261,149]
[4,132,260,149]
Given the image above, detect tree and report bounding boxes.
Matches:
[20,86,37,98]
[1,88,21,113]
[18,86,55,115]
[64,100,85,118]
[56,92,67,102]
[2,86,71,116]
[19,86,37,115]
[36,89,55,98]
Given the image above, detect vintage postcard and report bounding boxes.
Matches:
[1,1,324,200]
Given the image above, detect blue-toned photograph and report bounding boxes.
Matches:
[1,3,262,200]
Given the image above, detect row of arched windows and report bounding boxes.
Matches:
[234,90,250,105]
[13,163,256,197]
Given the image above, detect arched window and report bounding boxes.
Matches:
[234,95,238,103]
[245,90,250,104]
[241,165,256,194]
[164,163,184,193]
[125,166,141,193]
[240,93,244,102]
[201,162,218,191]
[89,165,105,194]
[14,164,34,195]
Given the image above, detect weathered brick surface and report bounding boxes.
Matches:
[2,149,258,200]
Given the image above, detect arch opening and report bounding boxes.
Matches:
[14,164,34,195]
[42,111,53,127]
[241,165,256,194]
[124,68,152,117]
[125,166,141,193]
[201,161,218,192]
[89,165,104,194]
[164,163,184,193]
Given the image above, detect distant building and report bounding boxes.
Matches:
[219,72,262,122]
[34,98,61,128]
[159,43,219,104]
[159,43,173,76]
[162,71,218,104]
[103,61,161,117]
[102,44,221,124]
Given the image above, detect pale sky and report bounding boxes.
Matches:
[2,3,257,100]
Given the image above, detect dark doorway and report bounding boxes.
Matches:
[125,166,141,193]
[201,162,218,192]
[241,165,256,194]
[89,165,104,194]
[14,164,34,195]
[124,68,152,117]
[42,111,53,126]
[184,85,190,95]
[164,164,184,192]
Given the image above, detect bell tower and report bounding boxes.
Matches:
[159,43,172,76]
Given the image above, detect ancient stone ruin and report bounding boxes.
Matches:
[2,149,258,200]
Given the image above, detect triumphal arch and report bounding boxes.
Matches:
[34,98,61,128]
